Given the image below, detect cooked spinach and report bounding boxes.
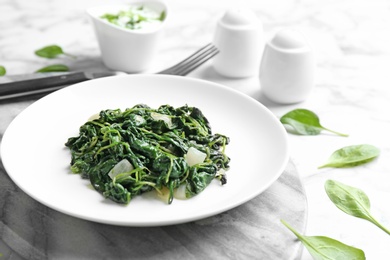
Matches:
[65,104,230,205]
[100,5,165,30]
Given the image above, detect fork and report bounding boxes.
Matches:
[156,43,219,76]
[0,43,219,100]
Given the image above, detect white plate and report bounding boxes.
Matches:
[1,75,289,226]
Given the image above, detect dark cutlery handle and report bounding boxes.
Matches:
[0,72,89,96]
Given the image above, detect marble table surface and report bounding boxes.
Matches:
[0,155,306,259]
[1,0,390,259]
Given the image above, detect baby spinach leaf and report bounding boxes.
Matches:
[35,64,69,73]
[0,65,6,76]
[281,219,365,260]
[280,109,348,137]
[35,45,76,59]
[318,144,380,168]
[325,180,390,235]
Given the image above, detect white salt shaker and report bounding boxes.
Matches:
[259,28,315,104]
[212,8,263,78]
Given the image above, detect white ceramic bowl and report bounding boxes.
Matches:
[87,1,168,73]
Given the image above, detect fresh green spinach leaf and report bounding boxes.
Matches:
[318,144,380,168]
[0,65,6,76]
[280,109,348,136]
[35,45,76,59]
[325,180,390,235]
[35,64,69,73]
[281,219,365,260]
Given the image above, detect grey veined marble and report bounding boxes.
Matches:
[0,159,307,260]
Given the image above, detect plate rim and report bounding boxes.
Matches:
[1,74,289,226]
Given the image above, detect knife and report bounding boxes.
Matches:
[0,71,122,100]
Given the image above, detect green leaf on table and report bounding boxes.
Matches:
[281,219,365,260]
[325,180,390,236]
[0,65,6,76]
[35,64,69,73]
[35,45,76,59]
[280,108,348,137]
[318,144,380,169]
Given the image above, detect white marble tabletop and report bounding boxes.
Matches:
[1,0,390,259]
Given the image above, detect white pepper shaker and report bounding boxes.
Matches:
[212,8,263,78]
[259,28,315,104]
